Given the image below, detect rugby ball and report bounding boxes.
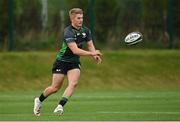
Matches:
[124,32,143,45]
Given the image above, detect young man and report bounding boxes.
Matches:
[33,8,102,116]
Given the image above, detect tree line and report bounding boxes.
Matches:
[0,0,179,50]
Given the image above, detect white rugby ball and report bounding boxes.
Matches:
[124,32,143,45]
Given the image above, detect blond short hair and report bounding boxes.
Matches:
[69,8,83,19]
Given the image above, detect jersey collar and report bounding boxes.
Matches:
[71,25,82,31]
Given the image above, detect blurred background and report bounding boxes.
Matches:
[0,0,180,51]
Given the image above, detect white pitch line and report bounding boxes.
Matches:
[98,111,180,115]
[74,96,175,99]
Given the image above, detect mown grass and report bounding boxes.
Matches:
[0,50,180,121]
[0,91,180,121]
[0,50,180,91]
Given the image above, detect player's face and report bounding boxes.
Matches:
[71,14,83,28]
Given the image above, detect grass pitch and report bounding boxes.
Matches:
[0,50,180,121]
[0,90,180,121]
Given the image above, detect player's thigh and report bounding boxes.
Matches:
[51,73,65,88]
[67,69,80,85]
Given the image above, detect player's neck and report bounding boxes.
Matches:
[71,24,81,30]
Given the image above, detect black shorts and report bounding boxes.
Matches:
[52,60,81,75]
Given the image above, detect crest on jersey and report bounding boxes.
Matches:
[82,33,86,38]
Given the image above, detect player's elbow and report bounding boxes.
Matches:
[71,48,79,55]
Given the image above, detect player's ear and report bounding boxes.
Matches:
[70,14,75,21]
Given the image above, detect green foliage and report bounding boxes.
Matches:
[142,0,167,41]
[0,0,8,47]
[174,0,180,37]
[0,0,180,50]
[15,0,42,34]
[115,0,143,33]
[95,0,119,42]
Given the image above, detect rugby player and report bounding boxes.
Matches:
[33,8,102,116]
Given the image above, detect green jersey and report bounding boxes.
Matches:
[56,25,92,63]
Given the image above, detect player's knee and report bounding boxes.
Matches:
[51,87,59,93]
[69,81,78,88]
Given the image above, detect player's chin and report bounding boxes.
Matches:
[78,23,83,27]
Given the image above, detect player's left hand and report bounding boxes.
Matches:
[93,55,102,64]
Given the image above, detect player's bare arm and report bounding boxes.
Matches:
[87,40,102,64]
[68,42,102,56]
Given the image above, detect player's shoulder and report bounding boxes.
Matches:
[64,25,73,32]
[64,25,75,35]
[81,26,91,34]
[81,26,90,31]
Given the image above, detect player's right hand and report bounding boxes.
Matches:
[91,50,102,56]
